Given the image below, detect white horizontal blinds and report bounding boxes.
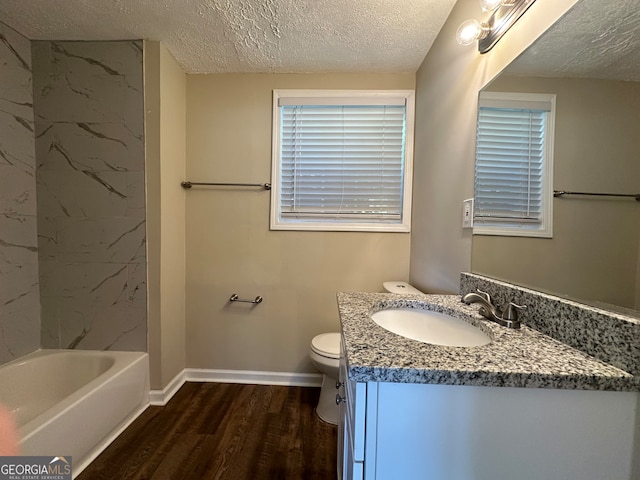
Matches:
[474,106,546,225]
[279,104,406,222]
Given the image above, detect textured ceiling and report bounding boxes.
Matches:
[0,0,457,74]
[505,0,640,81]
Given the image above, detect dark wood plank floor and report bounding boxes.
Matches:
[78,382,337,480]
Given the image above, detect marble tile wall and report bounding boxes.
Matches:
[0,22,40,365]
[460,272,640,376]
[33,41,147,352]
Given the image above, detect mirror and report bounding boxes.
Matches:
[471,0,640,316]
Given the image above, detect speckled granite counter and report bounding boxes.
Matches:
[461,272,640,376]
[337,292,639,391]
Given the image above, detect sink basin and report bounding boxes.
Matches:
[371,308,492,347]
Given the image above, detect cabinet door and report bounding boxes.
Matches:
[337,343,346,480]
[348,379,367,462]
[344,430,364,480]
[372,382,638,480]
[340,340,368,480]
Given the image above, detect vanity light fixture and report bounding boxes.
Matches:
[457,0,537,53]
[479,0,515,12]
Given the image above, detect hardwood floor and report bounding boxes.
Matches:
[78,383,338,480]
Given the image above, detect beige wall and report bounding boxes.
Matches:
[159,45,187,386]
[473,76,640,308]
[145,42,187,389]
[410,0,580,294]
[144,42,161,388]
[186,73,413,373]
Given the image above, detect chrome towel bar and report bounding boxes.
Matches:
[229,294,263,304]
[554,190,640,201]
[181,181,271,190]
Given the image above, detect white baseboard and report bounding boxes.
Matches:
[185,368,323,387]
[149,370,186,406]
[149,369,322,406]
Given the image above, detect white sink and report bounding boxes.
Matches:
[371,308,492,347]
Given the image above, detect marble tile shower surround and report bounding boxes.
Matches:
[460,273,639,376]
[0,22,40,365]
[33,40,147,352]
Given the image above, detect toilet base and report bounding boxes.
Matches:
[315,374,338,425]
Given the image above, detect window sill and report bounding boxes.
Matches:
[270,221,411,233]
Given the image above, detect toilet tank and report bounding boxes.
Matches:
[383,281,423,295]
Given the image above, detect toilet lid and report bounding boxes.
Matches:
[311,333,341,359]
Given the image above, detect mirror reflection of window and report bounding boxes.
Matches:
[474,91,556,238]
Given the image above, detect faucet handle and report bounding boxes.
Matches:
[504,302,527,321]
[476,289,494,304]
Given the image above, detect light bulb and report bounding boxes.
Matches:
[479,0,516,12]
[456,19,490,46]
[479,0,503,12]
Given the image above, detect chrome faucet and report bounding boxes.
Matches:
[462,289,525,329]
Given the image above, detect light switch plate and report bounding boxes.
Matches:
[462,198,474,228]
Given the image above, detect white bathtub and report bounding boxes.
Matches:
[0,349,149,477]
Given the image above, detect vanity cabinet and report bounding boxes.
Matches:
[338,341,638,480]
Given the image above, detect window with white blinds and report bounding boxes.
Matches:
[271,90,414,232]
[473,92,555,238]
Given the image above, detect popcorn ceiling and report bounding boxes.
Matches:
[505,0,640,82]
[0,0,456,74]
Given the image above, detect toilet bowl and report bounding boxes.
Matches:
[309,282,422,424]
[309,332,341,425]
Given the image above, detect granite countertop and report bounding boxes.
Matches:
[337,292,639,391]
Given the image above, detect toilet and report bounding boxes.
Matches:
[309,332,341,424]
[309,281,423,425]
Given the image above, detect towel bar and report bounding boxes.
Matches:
[182,181,271,190]
[229,294,263,304]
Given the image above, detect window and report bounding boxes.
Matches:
[473,92,555,238]
[270,90,414,232]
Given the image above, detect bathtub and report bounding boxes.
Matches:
[0,349,149,477]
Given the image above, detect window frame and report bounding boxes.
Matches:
[473,91,556,238]
[270,89,415,232]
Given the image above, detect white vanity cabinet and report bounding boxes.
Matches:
[338,340,638,480]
